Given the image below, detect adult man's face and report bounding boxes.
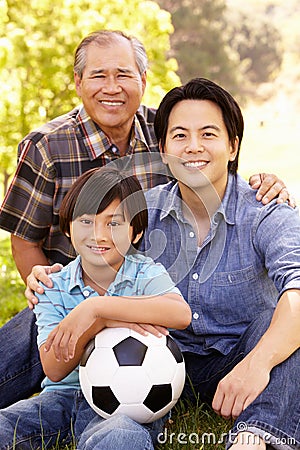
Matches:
[75,36,146,142]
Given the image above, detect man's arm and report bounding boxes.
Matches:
[212,289,300,419]
[11,235,49,283]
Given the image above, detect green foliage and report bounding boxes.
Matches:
[0,236,25,326]
[157,0,240,96]
[0,0,180,192]
[227,10,283,86]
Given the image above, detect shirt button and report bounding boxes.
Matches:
[189,231,195,238]
[111,145,118,153]
[83,290,90,297]
[193,312,199,320]
[192,273,199,280]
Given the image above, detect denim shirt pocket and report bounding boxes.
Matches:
[209,265,266,326]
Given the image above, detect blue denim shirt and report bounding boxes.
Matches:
[143,174,300,356]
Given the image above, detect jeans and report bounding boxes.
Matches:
[1,308,300,449]
[0,308,44,407]
[182,310,300,450]
[0,389,165,449]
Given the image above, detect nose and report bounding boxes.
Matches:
[102,75,122,94]
[93,220,108,243]
[186,136,204,153]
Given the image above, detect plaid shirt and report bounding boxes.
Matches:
[0,105,169,265]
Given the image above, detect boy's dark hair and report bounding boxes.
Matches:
[59,166,148,249]
[154,77,244,174]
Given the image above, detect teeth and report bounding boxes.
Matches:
[101,101,123,106]
[184,161,207,168]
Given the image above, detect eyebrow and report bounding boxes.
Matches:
[89,68,134,76]
[169,124,221,133]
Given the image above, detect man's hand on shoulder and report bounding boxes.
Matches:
[249,173,295,207]
[25,263,63,309]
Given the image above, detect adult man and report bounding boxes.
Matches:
[144,78,300,449]
[0,30,291,409]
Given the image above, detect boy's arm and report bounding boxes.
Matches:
[39,316,105,382]
[42,292,191,382]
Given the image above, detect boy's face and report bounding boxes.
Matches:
[71,198,138,275]
[161,99,238,197]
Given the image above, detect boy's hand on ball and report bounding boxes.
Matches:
[104,320,168,338]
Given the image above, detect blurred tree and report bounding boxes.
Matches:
[0,0,180,196]
[227,12,283,86]
[156,0,240,95]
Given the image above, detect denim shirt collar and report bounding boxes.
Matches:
[160,174,237,227]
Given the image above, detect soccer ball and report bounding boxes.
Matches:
[79,327,186,423]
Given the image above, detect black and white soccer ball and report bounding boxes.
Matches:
[79,327,186,423]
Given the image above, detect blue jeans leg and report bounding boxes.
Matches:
[0,307,44,407]
[181,310,300,449]
[76,411,167,450]
[0,389,77,449]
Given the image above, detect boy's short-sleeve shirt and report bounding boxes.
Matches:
[34,253,182,392]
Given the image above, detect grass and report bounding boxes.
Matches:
[0,235,232,449]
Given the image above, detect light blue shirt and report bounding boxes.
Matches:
[34,253,182,391]
[143,174,300,356]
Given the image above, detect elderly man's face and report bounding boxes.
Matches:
[75,36,146,143]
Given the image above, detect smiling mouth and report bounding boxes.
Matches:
[88,245,110,253]
[100,100,124,106]
[183,161,208,169]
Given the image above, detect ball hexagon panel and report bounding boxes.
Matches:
[85,347,120,385]
[170,362,186,399]
[114,403,155,424]
[142,345,179,384]
[111,366,152,403]
[95,327,132,348]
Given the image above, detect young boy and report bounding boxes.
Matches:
[0,166,191,449]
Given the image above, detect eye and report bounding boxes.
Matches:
[108,221,120,227]
[81,218,93,225]
[173,133,186,140]
[203,129,218,138]
[91,74,105,79]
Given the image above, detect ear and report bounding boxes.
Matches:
[159,141,168,165]
[229,136,239,162]
[74,72,82,97]
[141,71,147,95]
[132,231,143,245]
